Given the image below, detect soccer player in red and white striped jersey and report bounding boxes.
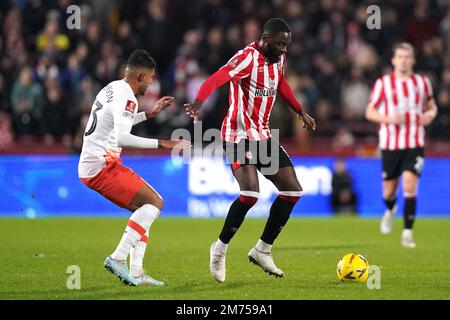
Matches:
[185,18,316,282]
[365,42,438,248]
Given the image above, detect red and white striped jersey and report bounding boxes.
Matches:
[220,42,286,142]
[368,73,433,150]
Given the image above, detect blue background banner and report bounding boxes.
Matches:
[0,155,449,217]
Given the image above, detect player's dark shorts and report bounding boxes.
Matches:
[381,147,425,180]
[223,138,293,176]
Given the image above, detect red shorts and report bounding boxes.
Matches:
[80,159,145,208]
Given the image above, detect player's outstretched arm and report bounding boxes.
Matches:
[158,139,192,150]
[116,122,191,150]
[184,68,232,120]
[185,50,253,121]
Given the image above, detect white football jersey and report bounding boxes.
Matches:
[78,80,138,178]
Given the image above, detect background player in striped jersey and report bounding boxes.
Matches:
[365,42,438,248]
[78,50,191,286]
[185,18,316,282]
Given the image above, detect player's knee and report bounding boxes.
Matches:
[285,183,302,194]
[153,197,164,210]
[279,190,302,204]
[239,191,259,206]
[403,179,418,194]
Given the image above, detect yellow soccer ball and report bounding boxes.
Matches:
[336,253,369,283]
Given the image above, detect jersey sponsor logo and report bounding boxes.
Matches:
[122,112,134,119]
[125,100,136,113]
[255,88,277,97]
[268,78,276,89]
[254,78,277,96]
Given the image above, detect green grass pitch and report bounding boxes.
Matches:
[1,217,449,300]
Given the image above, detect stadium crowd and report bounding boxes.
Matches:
[0,0,449,152]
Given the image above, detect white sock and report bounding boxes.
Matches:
[110,226,142,261]
[111,204,160,261]
[256,239,272,253]
[130,231,149,277]
[402,229,413,238]
[213,239,228,253]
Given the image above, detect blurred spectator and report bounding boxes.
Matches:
[0,74,10,113]
[199,0,232,28]
[331,158,357,215]
[416,37,444,79]
[429,87,450,138]
[223,23,243,58]
[10,66,44,136]
[378,8,402,58]
[3,8,24,57]
[404,1,438,49]
[42,79,70,145]
[242,18,260,44]
[0,111,13,149]
[83,20,102,72]
[332,127,355,151]
[314,99,336,137]
[440,8,450,41]
[21,0,48,46]
[115,21,139,61]
[33,51,60,84]
[313,54,342,105]
[61,54,86,92]
[35,18,70,53]
[139,0,175,72]
[341,67,370,121]
[198,26,226,74]
[168,29,202,102]
[95,39,119,86]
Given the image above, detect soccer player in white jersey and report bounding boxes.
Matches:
[365,43,438,248]
[185,18,316,282]
[78,50,191,286]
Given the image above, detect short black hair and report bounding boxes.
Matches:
[263,18,291,35]
[127,49,156,69]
